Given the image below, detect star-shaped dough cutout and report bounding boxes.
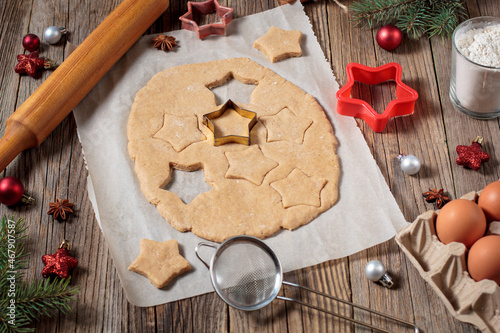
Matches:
[260,108,313,144]
[128,239,191,289]
[154,114,205,152]
[253,26,303,63]
[225,145,278,185]
[271,168,327,208]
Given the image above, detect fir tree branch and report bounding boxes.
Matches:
[426,1,467,38]
[15,278,79,322]
[350,0,420,28]
[426,8,460,38]
[396,5,428,39]
[349,0,467,39]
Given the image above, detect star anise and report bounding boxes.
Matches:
[152,35,177,51]
[47,199,74,220]
[422,188,450,209]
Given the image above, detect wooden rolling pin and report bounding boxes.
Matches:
[0,0,170,172]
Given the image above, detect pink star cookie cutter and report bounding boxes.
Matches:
[336,62,418,132]
[179,0,234,39]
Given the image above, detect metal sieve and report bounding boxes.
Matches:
[196,235,420,333]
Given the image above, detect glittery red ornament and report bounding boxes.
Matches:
[456,136,490,171]
[22,33,40,52]
[376,24,403,51]
[42,240,78,278]
[14,51,47,77]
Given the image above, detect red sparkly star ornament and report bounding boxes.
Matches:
[42,240,78,278]
[14,51,48,77]
[456,136,490,171]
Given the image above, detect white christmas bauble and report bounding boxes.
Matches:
[365,260,386,281]
[398,154,421,175]
[43,26,66,44]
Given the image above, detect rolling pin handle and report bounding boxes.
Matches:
[0,120,39,172]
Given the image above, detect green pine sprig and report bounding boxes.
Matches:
[0,216,80,333]
[350,0,467,39]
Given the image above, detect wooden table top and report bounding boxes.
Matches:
[1,0,498,332]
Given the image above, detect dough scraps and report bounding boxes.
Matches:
[253,26,303,63]
[127,57,340,242]
[128,239,191,289]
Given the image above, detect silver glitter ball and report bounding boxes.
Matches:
[398,154,421,175]
[43,26,67,44]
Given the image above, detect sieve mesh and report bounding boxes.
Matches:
[211,240,281,309]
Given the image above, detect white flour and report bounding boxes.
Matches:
[451,22,500,116]
[456,25,500,67]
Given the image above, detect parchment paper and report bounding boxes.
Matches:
[73,1,409,306]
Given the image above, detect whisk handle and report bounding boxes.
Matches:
[195,242,218,269]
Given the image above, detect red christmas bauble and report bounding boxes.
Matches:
[22,33,40,52]
[0,177,25,206]
[376,25,403,51]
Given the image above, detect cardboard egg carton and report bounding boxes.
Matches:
[395,190,500,333]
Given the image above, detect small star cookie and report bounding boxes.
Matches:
[253,26,303,63]
[128,239,191,289]
[260,108,313,144]
[225,145,278,185]
[271,168,326,208]
[154,114,205,152]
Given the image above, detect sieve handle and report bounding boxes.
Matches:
[280,281,420,333]
[195,242,218,269]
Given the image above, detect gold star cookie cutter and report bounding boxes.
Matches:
[203,100,257,146]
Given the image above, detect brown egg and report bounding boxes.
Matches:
[478,180,500,222]
[467,235,500,284]
[435,199,487,249]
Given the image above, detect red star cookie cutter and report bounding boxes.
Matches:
[336,62,418,132]
[179,0,234,39]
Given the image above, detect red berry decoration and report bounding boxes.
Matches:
[22,33,40,52]
[42,240,78,278]
[456,136,490,171]
[0,176,35,206]
[376,24,403,51]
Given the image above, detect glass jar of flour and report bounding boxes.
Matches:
[449,16,500,119]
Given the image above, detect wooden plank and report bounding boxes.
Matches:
[0,0,494,332]
[0,0,32,138]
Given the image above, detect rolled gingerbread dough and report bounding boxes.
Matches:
[127,57,340,242]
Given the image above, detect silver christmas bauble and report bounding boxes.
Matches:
[43,26,67,44]
[365,260,394,288]
[365,260,386,281]
[398,154,421,175]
